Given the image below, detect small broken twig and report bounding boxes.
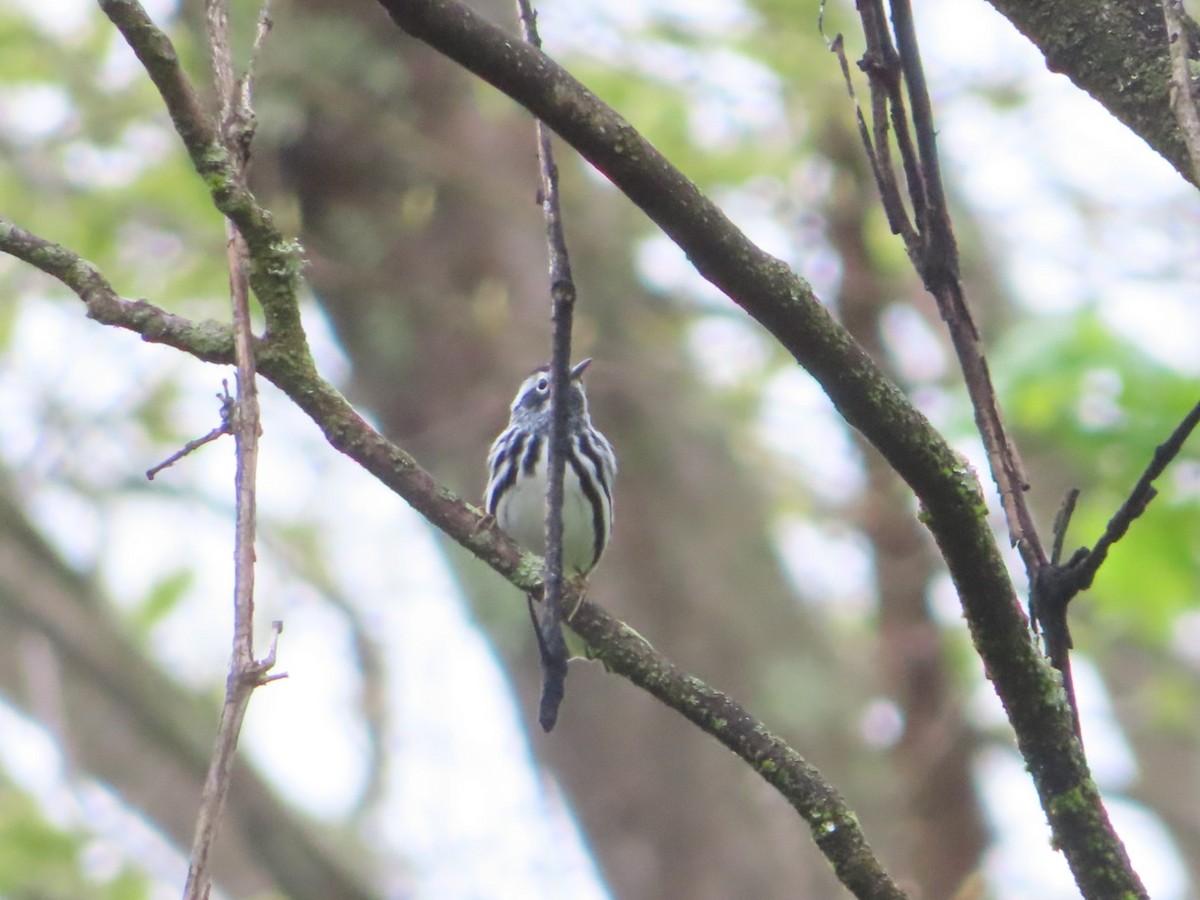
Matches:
[145,382,236,480]
[1077,396,1200,589]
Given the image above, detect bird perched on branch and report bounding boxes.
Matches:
[485,358,616,658]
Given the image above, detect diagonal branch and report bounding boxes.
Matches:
[1032,398,1200,668]
[369,0,1142,895]
[1078,397,1200,587]
[1162,0,1200,182]
[840,10,1149,893]
[98,0,306,347]
[0,213,905,899]
[852,0,1083,721]
[983,0,1190,185]
[865,0,1046,577]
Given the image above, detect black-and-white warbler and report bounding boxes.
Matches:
[485,357,617,589]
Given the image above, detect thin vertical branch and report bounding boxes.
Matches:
[515,0,576,732]
[886,0,1046,576]
[183,3,281,898]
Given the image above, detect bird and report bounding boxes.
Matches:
[485,358,617,657]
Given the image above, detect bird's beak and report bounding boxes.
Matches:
[570,358,593,379]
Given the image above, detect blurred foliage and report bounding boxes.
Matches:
[129,567,195,637]
[0,785,148,900]
[1000,311,1200,641]
[0,6,226,307]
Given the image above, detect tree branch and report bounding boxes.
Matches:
[182,2,281,896]
[1162,0,1200,180]
[1031,398,1200,674]
[837,3,1144,890]
[569,602,906,899]
[864,0,1045,576]
[516,0,573,733]
[145,383,235,479]
[369,0,1144,895]
[0,219,236,359]
[98,0,306,346]
[0,213,905,898]
[984,0,1190,184]
[1079,397,1200,587]
[15,0,1165,892]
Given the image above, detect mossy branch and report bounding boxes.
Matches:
[98,0,306,347]
[7,0,1153,893]
[371,0,1143,894]
[0,211,906,898]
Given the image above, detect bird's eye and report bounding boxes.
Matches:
[536,377,549,392]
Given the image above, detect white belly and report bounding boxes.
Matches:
[496,459,598,574]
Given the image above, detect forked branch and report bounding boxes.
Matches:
[8,0,1167,895]
[369,0,1146,895]
[0,210,905,898]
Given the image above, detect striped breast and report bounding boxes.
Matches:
[485,426,613,574]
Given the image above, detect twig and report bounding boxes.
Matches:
[848,0,1067,675]
[856,0,1193,763]
[181,2,279,897]
[850,2,922,247]
[146,382,236,480]
[516,0,574,733]
[889,0,1046,575]
[523,589,565,730]
[852,0,1089,765]
[1,209,907,899]
[1163,0,1200,181]
[1078,397,1200,588]
[1030,487,1085,737]
[825,34,917,248]
[854,3,1041,573]
[1029,398,1200,740]
[844,1,1069,687]
[120,467,389,820]
[848,1,1044,571]
[1049,488,1081,570]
